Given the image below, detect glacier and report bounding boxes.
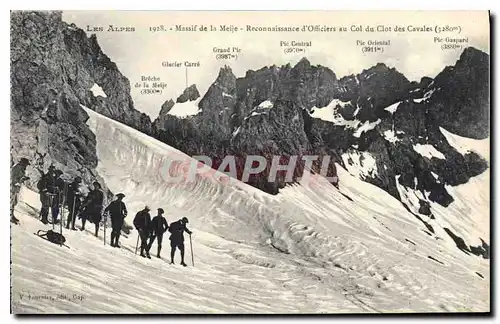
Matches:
[11,109,489,313]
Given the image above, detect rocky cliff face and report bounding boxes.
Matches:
[10,10,150,194]
[425,47,489,139]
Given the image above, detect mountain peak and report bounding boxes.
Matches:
[458,47,489,66]
[217,65,234,78]
[214,65,236,91]
[293,57,311,70]
[176,84,200,103]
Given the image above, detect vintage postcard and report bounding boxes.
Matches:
[10,10,490,314]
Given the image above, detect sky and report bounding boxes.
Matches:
[62,11,490,119]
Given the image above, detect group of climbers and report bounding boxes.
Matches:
[133,205,192,266]
[10,158,193,266]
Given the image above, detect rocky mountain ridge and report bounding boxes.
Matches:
[153,49,489,203]
[10,11,489,256]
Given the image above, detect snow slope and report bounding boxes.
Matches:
[11,109,489,314]
[439,127,490,162]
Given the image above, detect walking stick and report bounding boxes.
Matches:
[189,234,194,266]
[59,190,64,246]
[103,211,107,246]
[71,196,76,229]
[135,232,140,255]
[60,183,67,246]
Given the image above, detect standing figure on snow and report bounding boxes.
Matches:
[51,170,66,224]
[38,167,64,224]
[133,206,152,258]
[81,181,105,236]
[104,193,128,248]
[37,165,56,224]
[10,158,30,224]
[169,217,192,266]
[66,176,83,230]
[146,208,169,258]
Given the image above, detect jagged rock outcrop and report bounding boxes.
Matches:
[61,23,153,135]
[176,84,200,103]
[11,11,99,189]
[152,50,488,200]
[152,99,175,133]
[10,10,149,196]
[335,63,415,122]
[154,62,341,192]
[160,99,175,115]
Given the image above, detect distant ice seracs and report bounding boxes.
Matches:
[90,83,107,98]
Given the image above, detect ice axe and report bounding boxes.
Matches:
[189,234,194,266]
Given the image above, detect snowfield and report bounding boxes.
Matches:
[439,127,490,161]
[412,144,446,160]
[167,99,201,118]
[11,109,489,314]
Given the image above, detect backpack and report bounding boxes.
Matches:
[168,221,180,234]
[37,229,66,245]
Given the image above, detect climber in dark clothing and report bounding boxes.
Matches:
[10,158,30,224]
[51,170,66,224]
[104,193,127,248]
[169,217,192,266]
[146,208,169,258]
[133,206,152,258]
[37,165,56,224]
[39,168,65,224]
[81,181,104,236]
[66,176,83,230]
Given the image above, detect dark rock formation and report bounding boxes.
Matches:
[10,10,150,196]
[151,49,488,204]
[176,84,200,103]
[11,11,100,189]
[160,99,175,115]
[425,47,489,139]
